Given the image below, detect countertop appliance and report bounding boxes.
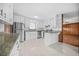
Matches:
[13,22,25,42]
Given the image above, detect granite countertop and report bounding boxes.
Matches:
[25,29,60,33]
[25,29,44,32]
[0,32,19,56]
[44,30,60,33]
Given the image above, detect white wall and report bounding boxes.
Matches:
[64,17,79,24]
[63,11,79,24]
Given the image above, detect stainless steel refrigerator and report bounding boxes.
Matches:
[13,22,25,42]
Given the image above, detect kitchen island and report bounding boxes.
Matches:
[0,32,19,56]
[44,30,60,46]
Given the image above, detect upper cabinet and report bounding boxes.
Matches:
[13,13,25,23]
[9,4,13,24]
[0,4,4,19]
[52,14,62,31]
[0,3,13,24]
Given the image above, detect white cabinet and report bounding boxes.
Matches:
[44,32,60,46]
[8,4,13,24]
[25,32,37,40]
[0,4,4,20]
[0,3,13,24]
[52,14,62,31]
[13,14,25,23]
[10,35,20,56]
[13,15,20,22]
[3,3,13,24]
[20,16,24,23]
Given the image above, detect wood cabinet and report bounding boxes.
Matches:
[63,23,79,35]
[63,35,79,47]
[59,22,79,47]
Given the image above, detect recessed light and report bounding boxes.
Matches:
[34,16,39,18]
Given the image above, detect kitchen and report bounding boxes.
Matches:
[0,3,79,56]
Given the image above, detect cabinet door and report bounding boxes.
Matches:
[3,4,9,21]
[3,3,13,24]
[20,16,24,23]
[52,14,62,31]
[0,4,4,16]
[14,15,25,23]
[0,4,4,21]
[10,35,20,56]
[25,32,37,40]
[8,4,13,24]
[10,44,18,56]
[14,15,21,23]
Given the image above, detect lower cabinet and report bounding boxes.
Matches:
[25,32,37,40]
[63,35,79,47]
[44,32,60,46]
[59,22,79,47]
[10,35,20,56]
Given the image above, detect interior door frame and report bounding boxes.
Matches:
[62,14,63,42]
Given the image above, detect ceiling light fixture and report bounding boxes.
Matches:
[34,16,39,18]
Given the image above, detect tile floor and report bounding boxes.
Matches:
[19,39,79,56]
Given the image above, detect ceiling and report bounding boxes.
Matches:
[13,3,79,20]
